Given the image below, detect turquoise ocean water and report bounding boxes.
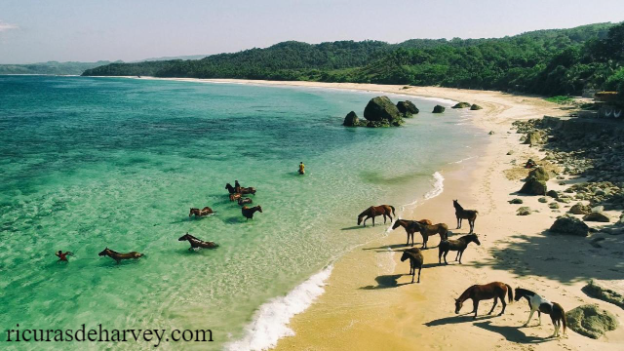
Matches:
[0,76,482,350]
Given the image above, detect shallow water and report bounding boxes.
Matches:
[0,76,481,350]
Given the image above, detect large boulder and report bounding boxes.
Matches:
[549,215,589,236]
[452,102,471,109]
[470,104,483,110]
[343,111,360,127]
[364,96,401,122]
[566,304,618,339]
[529,167,550,182]
[519,178,547,195]
[396,100,419,116]
[432,105,446,113]
[570,202,592,215]
[583,212,610,222]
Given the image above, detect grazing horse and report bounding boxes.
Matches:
[514,288,567,338]
[225,183,256,195]
[439,234,481,264]
[453,200,478,234]
[400,248,424,284]
[238,197,253,206]
[178,233,218,251]
[455,282,513,319]
[98,248,143,264]
[409,222,449,249]
[242,205,262,220]
[392,219,433,246]
[357,205,395,227]
[189,207,214,218]
[229,193,242,202]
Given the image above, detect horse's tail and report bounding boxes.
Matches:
[553,302,566,334]
[390,205,396,217]
[505,284,513,303]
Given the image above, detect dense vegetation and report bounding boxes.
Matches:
[0,61,113,75]
[83,22,624,97]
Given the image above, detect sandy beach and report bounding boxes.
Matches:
[126,78,623,350]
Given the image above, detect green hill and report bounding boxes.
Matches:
[0,61,114,75]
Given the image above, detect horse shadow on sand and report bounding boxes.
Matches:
[424,313,498,327]
[360,274,412,290]
[473,321,549,344]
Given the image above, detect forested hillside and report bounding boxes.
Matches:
[83,22,624,97]
[0,61,113,75]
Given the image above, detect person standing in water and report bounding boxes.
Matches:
[299,162,305,175]
[56,250,71,262]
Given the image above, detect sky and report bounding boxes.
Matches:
[0,0,623,64]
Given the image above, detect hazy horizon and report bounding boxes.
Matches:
[1,0,623,65]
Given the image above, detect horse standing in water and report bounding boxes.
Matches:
[392,219,433,246]
[189,207,214,218]
[409,221,449,249]
[357,205,395,226]
[453,200,478,234]
[242,205,262,220]
[400,248,424,284]
[454,282,513,319]
[178,233,218,251]
[225,183,256,195]
[438,234,481,264]
[98,248,143,264]
[514,288,567,338]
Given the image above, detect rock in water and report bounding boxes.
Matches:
[470,104,483,110]
[583,212,610,222]
[343,111,359,127]
[364,96,401,122]
[566,304,618,339]
[432,105,446,113]
[549,215,589,236]
[519,178,547,195]
[529,167,550,182]
[452,102,471,109]
[396,100,419,116]
[570,203,591,215]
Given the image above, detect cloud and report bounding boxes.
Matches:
[0,21,18,32]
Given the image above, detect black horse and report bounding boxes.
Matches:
[225,183,256,195]
[453,200,478,234]
[178,233,218,251]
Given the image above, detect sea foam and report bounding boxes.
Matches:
[424,171,444,200]
[225,265,334,351]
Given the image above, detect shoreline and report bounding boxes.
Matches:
[92,76,624,350]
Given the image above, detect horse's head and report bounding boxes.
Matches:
[189,208,197,217]
[400,251,410,262]
[256,206,262,213]
[471,234,481,246]
[178,233,190,241]
[454,298,463,314]
[513,288,522,302]
[225,183,232,189]
[392,220,401,230]
[98,248,110,257]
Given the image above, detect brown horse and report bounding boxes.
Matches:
[400,248,424,283]
[453,200,478,234]
[189,207,214,218]
[438,234,481,264]
[357,205,396,226]
[225,183,256,195]
[409,222,449,249]
[455,282,513,319]
[242,205,262,220]
[229,193,242,202]
[98,248,143,264]
[392,219,433,246]
[238,197,253,206]
[178,233,218,251]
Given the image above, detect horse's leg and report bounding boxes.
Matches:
[417,266,421,283]
[523,309,535,326]
[382,213,387,224]
[372,216,375,227]
[411,267,415,284]
[488,297,498,315]
[470,219,474,234]
[456,216,460,229]
[458,249,464,264]
[472,300,479,319]
[538,311,542,326]
[499,296,507,316]
[362,216,368,227]
[438,249,442,264]
[550,315,558,337]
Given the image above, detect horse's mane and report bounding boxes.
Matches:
[458,284,477,300]
[358,207,372,218]
[106,248,119,255]
[453,200,464,211]
[515,287,536,297]
[459,234,478,241]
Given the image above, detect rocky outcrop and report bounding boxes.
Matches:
[582,280,624,309]
[519,178,547,195]
[525,131,544,146]
[529,167,550,182]
[570,203,592,215]
[566,304,618,339]
[549,215,589,236]
[396,100,419,116]
[364,96,402,122]
[343,111,360,127]
[584,212,610,222]
[452,102,471,109]
[470,104,483,110]
[432,105,446,113]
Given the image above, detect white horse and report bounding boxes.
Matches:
[514,288,567,337]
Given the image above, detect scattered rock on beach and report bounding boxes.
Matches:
[470,104,483,110]
[546,190,559,199]
[509,198,523,204]
[432,105,446,113]
[517,206,532,216]
[549,215,589,236]
[583,212,610,222]
[452,102,471,109]
[396,100,419,116]
[582,280,624,309]
[570,203,592,215]
[519,178,547,196]
[364,96,402,123]
[343,111,360,127]
[566,304,618,339]
[507,150,514,155]
[549,202,560,210]
[539,197,548,203]
[525,131,544,146]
